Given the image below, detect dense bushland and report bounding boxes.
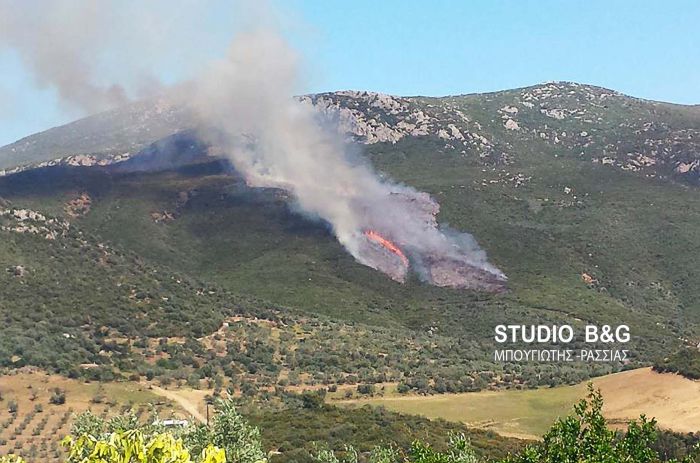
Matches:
[653,348,700,380]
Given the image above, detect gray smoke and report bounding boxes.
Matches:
[187,28,506,288]
[0,0,126,112]
[1,1,506,288]
[0,0,204,113]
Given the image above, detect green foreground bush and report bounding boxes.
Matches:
[1,387,697,463]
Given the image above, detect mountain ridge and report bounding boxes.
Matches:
[2,81,699,184]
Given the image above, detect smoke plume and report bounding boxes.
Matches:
[0,0,202,113]
[187,28,506,290]
[1,1,506,290]
[0,1,123,112]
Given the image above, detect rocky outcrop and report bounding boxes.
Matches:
[7,265,26,277]
[65,193,92,217]
[0,208,70,240]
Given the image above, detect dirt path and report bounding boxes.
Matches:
[148,385,207,424]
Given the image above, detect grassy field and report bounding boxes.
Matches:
[334,368,700,439]
[335,383,585,439]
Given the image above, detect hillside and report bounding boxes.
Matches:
[0,100,192,172]
[1,82,700,393]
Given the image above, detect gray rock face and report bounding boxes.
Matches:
[0,207,70,240]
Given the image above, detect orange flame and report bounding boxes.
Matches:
[364,230,409,267]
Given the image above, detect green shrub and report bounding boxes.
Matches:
[7,400,17,414]
[49,388,66,405]
[62,430,226,463]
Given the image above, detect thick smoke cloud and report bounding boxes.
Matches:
[0,1,129,112]
[1,1,506,288]
[0,0,205,113]
[190,30,368,250]
[188,29,506,288]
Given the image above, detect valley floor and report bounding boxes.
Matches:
[2,366,697,460]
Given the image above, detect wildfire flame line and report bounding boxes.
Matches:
[364,230,409,267]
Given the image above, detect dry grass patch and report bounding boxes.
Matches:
[0,370,187,462]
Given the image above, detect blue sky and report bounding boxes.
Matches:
[1,0,698,147]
